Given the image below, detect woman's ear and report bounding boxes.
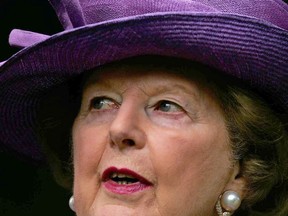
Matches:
[223,161,247,199]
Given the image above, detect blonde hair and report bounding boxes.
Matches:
[216,86,288,216]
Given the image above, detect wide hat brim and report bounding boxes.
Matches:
[0,12,287,161]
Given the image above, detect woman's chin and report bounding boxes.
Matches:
[94,205,134,215]
[84,187,158,216]
[92,204,154,216]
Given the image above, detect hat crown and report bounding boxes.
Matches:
[49,0,288,30]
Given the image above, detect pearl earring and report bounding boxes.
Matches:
[216,191,241,216]
[69,196,75,212]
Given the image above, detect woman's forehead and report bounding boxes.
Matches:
[83,57,214,88]
[82,63,208,96]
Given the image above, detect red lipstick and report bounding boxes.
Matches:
[102,167,152,195]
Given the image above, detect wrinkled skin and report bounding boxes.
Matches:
[72,62,245,216]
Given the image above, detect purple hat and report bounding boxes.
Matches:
[0,0,287,161]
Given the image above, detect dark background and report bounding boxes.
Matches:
[0,0,62,61]
[0,0,73,215]
[0,152,73,216]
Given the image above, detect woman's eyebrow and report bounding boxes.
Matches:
[148,83,200,99]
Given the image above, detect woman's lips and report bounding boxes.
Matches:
[102,167,152,195]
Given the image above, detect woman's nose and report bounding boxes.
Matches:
[109,103,146,150]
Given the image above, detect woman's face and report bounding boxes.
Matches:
[72,62,242,216]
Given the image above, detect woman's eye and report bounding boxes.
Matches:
[155,100,183,113]
[90,97,119,110]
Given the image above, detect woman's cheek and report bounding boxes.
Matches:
[73,123,106,175]
[73,124,107,214]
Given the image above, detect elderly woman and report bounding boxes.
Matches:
[0,0,287,216]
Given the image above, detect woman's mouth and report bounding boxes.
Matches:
[102,167,152,194]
